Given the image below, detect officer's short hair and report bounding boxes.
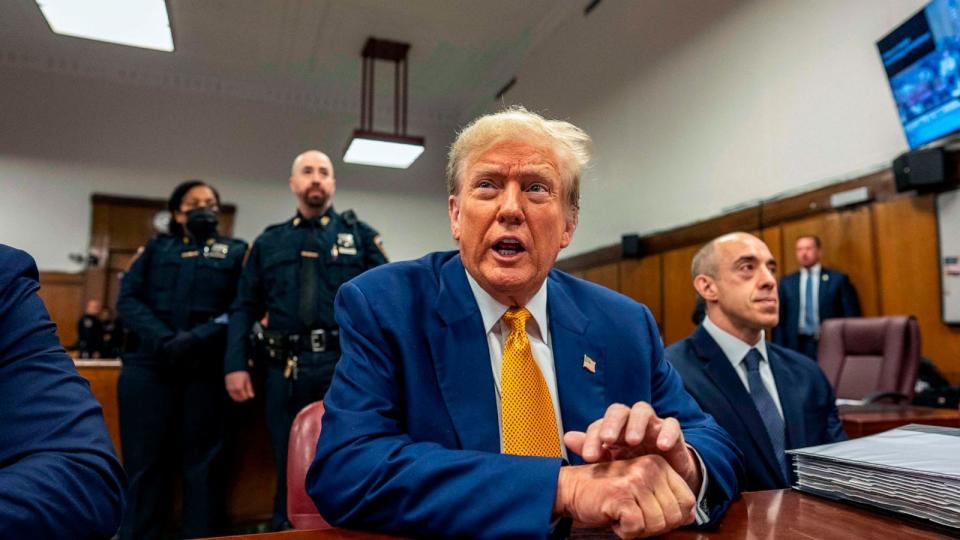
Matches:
[796,234,821,248]
[446,106,592,214]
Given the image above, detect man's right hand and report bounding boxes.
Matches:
[225,370,255,402]
[553,455,696,539]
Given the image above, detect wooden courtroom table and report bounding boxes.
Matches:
[839,403,960,438]
[202,489,955,539]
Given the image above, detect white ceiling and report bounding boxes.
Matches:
[0,0,585,125]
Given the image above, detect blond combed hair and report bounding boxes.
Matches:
[446,106,592,212]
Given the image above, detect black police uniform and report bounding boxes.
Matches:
[117,232,247,540]
[225,206,387,528]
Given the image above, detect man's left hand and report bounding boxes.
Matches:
[564,402,702,492]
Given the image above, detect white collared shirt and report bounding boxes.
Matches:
[465,269,711,524]
[797,263,822,334]
[464,271,567,458]
[702,315,784,419]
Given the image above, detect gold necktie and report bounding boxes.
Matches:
[500,307,562,458]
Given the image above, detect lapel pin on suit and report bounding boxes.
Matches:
[582,354,596,374]
[822,273,829,282]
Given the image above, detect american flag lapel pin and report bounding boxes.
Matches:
[582,354,596,374]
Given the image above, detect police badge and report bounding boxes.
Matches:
[337,233,358,255]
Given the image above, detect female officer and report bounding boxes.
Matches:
[117,180,247,540]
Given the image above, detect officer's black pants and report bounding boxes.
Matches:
[117,363,227,540]
[264,351,337,529]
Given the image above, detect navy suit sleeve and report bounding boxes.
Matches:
[116,240,174,347]
[225,240,264,373]
[0,247,125,539]
[308,282,561,539]
[838,273,861,318]
[642,308,743,523]
[815,365,848,443]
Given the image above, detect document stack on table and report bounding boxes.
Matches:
[787,424,960,530]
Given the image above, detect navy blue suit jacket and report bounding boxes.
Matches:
[307,252,742,539]
[773,267,861,350]
[665,325,846,492]
[0,245,125,539]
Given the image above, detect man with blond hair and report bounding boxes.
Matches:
[309,108,741,539]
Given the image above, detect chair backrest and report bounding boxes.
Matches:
[287,400,331,530]
[817,316,920,400]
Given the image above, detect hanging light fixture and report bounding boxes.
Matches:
[343,38,425,169]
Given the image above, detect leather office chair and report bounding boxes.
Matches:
[817,316,920,404]
[286,401,331,529]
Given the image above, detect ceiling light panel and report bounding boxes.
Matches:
[36,0,174,52]
[344,136,425,169]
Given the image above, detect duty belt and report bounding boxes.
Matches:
[263,329,340,355]
[263,329,340,380]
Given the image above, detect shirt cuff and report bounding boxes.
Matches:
[688,444,711,525]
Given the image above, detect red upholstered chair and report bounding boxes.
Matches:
[817,316,921,403]
[287,401,331,529]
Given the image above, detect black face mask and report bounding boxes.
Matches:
[185,207,219,239]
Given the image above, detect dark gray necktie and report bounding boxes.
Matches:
[299,222,322,330]
[743,348,790,482]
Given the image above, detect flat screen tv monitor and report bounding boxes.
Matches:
[878,0,960,149]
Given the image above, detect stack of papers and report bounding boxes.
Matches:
[788,424,960,529]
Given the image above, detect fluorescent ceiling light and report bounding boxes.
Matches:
[343,132,425,169]
[36,0,174,52]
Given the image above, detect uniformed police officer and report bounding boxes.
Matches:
[117,180,247,540]
[225,150,387,529]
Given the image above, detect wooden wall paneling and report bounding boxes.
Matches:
[224,397,277,521]
[38,271,85,347]
[107,204,162,251]
[760,226,783,269]
[779,206,879,317]
[583,262,620,291]
[759,169,896,225]
[556,170,899,275]
[84,201,111,313]
[619,255,663,328]
[642,208,761,257]
[75,361,122,457]
[874,195,960,383]
[662,245,702,346]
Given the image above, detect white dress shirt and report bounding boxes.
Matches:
[702,315,784,419]
[465,270,711,523]
[797,263,822,335]
[464,272,567,457]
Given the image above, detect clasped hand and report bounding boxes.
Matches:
[554,402,702,539]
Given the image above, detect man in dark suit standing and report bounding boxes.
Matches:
[666,233,846,491]
[773,235,860,359]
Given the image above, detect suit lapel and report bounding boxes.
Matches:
[818,268,831,318]
[426,254,500,453]
[690,326,785,483]
[547,275,605,464]
[768,346,805,450]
